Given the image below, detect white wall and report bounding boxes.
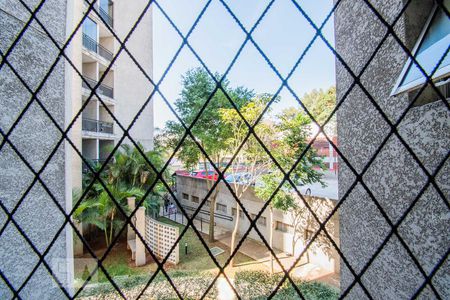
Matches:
[176,175,340,273]
[114,0,154,150]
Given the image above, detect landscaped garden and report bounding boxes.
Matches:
[75,216,339,299]
[77,269,339,300]
[73,68,340,299]
[74,216,260,297]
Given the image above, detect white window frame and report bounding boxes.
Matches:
[391,2,450,96]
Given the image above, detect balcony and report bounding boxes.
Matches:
[82,118,114,134]
[99,5,113,27]
[82,76,114,99]
[82,33,113,61]
[84,0,114,28]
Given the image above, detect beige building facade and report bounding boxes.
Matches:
[69,0,154,255]
[175,175,340,274]
[72,0,154,188]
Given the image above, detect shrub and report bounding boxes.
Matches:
[235,270,339,300]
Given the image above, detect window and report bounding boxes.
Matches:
[216,203,227,214]
[275,221,293,233]
[182,193,189,200]
[251,213,266,226]
[100,0,111,13]
[82,17,98,41]
[392,0,450,95]
[192,196,199,204]
[231,207,244,219]
[204,200,211,207]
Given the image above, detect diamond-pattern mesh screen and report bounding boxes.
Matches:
[0,0,449,299]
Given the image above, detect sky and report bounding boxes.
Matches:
[152,0,336,129]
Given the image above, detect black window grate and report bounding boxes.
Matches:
[0,0,449,299]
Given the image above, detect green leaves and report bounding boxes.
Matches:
[77,143,166,246]
[157,67,254,170]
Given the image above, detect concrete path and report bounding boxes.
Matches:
[217,231,340,288]
[162,213,339,287]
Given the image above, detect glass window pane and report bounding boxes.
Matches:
[82,17,97,41]
[395,0,450,93]
[400,7,450,86]
[100,0,109,12]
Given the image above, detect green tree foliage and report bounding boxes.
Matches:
[157,68,253,168]
[219,94,276,266]
[301,86,336,133]
[75,143,166,246]
[253,107,325,272]
[275,107,325,185]
[74,183,144,246]
[157,67,253,242]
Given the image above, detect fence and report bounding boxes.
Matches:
[145,216,179,265]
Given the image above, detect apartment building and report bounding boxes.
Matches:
[71,0,154,255]
[77,0,154,180]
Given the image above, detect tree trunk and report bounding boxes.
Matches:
[269,207,274,274]
[292,235,296,257]
[203,157,221,243]
[230,204,240,267]
[109,211,115,247]
[104,220,109,247]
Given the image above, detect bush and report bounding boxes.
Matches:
[235,270,339,300]
[77,271,217,299]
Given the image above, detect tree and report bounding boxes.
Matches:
[75,143,166,247]
[74,182,144,246]
[107,142,167,216]
[219,94,275,266]
[158,68,253,242]
[255,174,296,273]
[255,107,325,273]
[301,86,336,135]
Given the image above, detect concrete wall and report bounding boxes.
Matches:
[0,0,73,298]
[335,0,449,298]
[114,0,154,150]
[176,175,340,273]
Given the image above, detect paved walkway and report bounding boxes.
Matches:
[217,231,340,288]
[162,213,339,287]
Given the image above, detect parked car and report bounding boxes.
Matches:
[225,172,252,185]
[190,170,219,181]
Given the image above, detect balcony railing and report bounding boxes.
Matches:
[82,76,114,99]
[99,6,113,27]
[84,0,114,27]
[82,118,114,134]
[82,33,113,61]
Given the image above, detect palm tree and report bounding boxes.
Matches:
[74,183,144,246]
[107,143,164,191]
[75,143,167,247]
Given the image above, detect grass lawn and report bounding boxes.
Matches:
[157,217,254,273]
[74,217,256,285]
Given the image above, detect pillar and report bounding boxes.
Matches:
[135,206,146,266]
[127,197,136,245]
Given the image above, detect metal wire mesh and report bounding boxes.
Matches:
[0,0,449,299]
